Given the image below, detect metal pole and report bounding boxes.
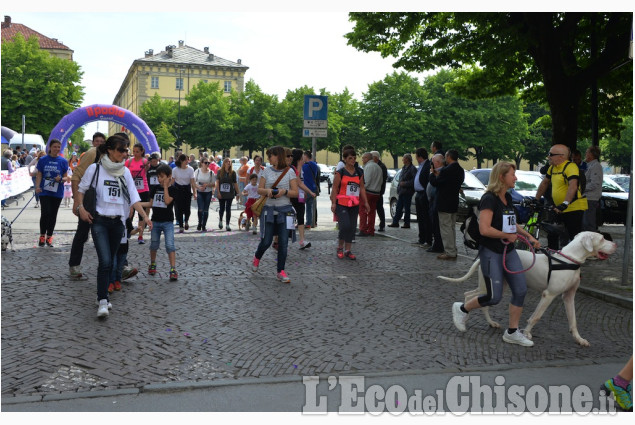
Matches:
[621,168,633,285]
[21,115,25,149]
[311,137,316,163]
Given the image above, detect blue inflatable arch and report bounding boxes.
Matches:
[47,104,159,153]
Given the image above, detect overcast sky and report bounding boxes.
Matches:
[5,1,631,139]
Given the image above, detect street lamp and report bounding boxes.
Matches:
[176,66,183,149]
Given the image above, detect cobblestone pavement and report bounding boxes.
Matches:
[1,192,632,398]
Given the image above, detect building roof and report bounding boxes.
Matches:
[1,16,72,51]
[137,43,248,70]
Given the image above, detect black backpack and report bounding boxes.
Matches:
[461,205,481,250]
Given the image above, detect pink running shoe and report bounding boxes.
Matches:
[277,270,290,283]
[252,257,260,272]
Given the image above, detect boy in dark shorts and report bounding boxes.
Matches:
[140,164,179,281]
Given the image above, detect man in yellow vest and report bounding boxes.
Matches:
[535,144,588,249]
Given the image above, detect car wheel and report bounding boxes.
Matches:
[390,198,397,219]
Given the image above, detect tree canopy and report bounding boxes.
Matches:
[346,12,633,149]
[1,33,84,138]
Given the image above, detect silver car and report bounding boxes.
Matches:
[389,168,485,223]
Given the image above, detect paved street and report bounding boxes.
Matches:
[1,185,632,410]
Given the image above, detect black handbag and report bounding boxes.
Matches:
[83,164,99,216]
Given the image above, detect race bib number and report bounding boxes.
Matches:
[153,191,166,208]
[134,178,144,189]
[102,180,123,205]
[502,212,517,233]
[149,175,159,186]
[43,178,59,193]
[298,189,305,202]
[220,183,231,192]
[286,212,295,230]
[346,182,360,197]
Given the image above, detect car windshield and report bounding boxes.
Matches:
[515,172,543,191]
[462,171,486,190]
[603,176,626,193]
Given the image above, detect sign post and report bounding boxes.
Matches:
[303,95,328,160]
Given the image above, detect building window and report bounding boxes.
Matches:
[224,81,231,92]
[202,80,208,84]
[151,76,159,89]
[176,77,183,91]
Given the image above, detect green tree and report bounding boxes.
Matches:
[229,80,279,157]
[180,81,233,152]
[421,69,528,168]
[361,72,425,168]
[519,103,553,170]
[1,33,84,138]
[346,12,632,149]
[602,117,633,173]
[326,89,365,157]
[139,93,177,151]
[277,86,316,149]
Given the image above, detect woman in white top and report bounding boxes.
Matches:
[251,146,298,283]
[76,134,152,318]
[171,154,197,233]
[29,151,45,208]
[194,158,216,231]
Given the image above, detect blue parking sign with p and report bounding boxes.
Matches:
[304,95,328,121]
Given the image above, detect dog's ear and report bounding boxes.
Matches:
[581,233,596,252]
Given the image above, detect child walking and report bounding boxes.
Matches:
[141,164,179,281]
[242,173,260,234]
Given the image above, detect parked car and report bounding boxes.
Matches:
[599,175,629,225]
[386,169,397,182]
[389,168,485,223]
[470,168,543,198]
[607,174,630,193]
[317,163,333,182]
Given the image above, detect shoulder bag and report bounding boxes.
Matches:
[83,164,100,217]
[251,167,290,217]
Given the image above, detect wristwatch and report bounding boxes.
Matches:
[562,201,569,206]
[76,204,83,214]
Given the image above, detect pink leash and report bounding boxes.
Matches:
[501,234,536,274]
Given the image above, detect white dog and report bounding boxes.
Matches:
[439,231,617,346]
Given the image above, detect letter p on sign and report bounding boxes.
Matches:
[304,95,328,121]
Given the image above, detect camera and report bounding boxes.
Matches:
[271,188,279,196]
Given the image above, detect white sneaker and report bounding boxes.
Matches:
[502,330,534,347]
[452,302,469,332]
[69,265,83,278]
[95,299,112,309]
[252,225,257,235]
[97,299,110,318]
[299,240,312,250]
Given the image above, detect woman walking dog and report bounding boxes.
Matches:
[451,161,540,346]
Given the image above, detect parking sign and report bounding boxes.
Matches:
[303,96,328,121]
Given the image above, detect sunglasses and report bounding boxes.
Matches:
[547,152,564,157]
[116,147,128,153]
[202,161,210,164]
[287,155,293,158]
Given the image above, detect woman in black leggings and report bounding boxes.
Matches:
[34,139,68,247]
[214,158,240,231]
[171,154,197,233]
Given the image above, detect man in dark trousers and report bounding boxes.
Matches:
[426,153,445,253]
[388,153,417,229]
[429,149,464,260]
[414,147,432,246]
[371,151,388,232]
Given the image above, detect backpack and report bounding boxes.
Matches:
[461,206,481,250]
[549,161,585,198]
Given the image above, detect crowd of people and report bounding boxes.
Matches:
[4,134,632,410]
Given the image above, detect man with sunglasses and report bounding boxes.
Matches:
[535,144,588,249]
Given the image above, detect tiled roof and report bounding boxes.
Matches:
[137,44,248,69]
[1,22,72,51]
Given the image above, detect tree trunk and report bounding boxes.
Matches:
[391,153,399,169]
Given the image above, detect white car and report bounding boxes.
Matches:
[318,163,333,182]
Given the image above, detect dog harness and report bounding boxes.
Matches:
[541,248,581,284]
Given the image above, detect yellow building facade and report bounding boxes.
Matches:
[111,41,248,158]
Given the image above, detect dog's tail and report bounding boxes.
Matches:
[437,259,481,283]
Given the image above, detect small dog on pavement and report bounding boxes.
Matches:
[238,211,248,231]
[1,215,13,251]
[438,231,617,346]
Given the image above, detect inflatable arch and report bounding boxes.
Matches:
[47,104,159,153]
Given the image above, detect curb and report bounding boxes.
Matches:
[578,286,633,309]
[2,357,628,406]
